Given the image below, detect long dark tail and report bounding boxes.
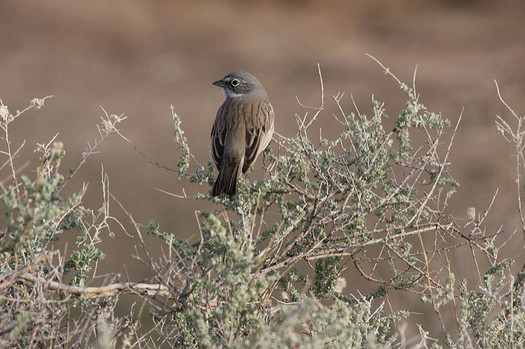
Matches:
[212,160,241,197]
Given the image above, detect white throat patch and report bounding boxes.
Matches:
[222,88,243,99]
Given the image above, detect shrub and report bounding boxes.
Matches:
[1,60,523,348]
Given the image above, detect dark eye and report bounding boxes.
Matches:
[231,79,240,87]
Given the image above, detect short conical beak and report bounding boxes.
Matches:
[213,79,226,87]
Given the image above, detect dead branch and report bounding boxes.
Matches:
[11,272,172,299]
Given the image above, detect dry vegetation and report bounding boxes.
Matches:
[1,60,525,348]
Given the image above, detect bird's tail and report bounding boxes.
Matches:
[212,160,241,197]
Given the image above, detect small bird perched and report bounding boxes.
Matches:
[210,71,275,197]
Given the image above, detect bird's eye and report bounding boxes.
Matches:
[231,79,240,87]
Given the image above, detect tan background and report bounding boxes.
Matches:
[1,0,524,341]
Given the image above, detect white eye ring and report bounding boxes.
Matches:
[231,79,240,87]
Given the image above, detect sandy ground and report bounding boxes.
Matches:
[1,0,525,341]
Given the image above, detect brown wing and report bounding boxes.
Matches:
[242,99,274,173]
[211,101,230,170]
[211,98,274,173]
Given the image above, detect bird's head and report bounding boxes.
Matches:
[213,71,267,99]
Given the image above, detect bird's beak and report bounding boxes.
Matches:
[213,79,226,88]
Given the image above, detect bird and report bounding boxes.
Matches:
[210,71,275,197]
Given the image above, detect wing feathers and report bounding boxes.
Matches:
[210,98,275,196]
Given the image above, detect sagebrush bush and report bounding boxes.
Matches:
[1,61,524,348]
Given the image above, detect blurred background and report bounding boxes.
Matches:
[1,0,525,342]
